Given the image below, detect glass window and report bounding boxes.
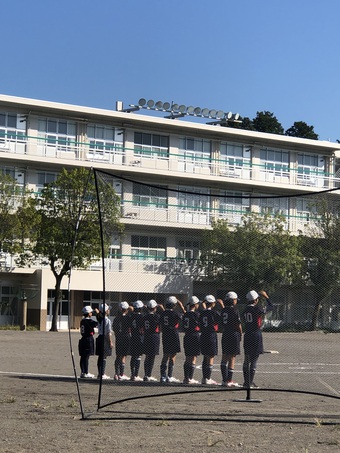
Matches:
[178,186,209,212]
[134,132,169,158]
[131,235,166,260]
[132,182,167,208]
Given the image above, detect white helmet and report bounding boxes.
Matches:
[82,305,93,315]
[246,290,259,301]
[147,299,157,309]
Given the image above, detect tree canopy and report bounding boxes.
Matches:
[285,121,318,140]
[18,167,122,331]
[225,112,319,139]
[201,213,305,297]
[300,196,340,329]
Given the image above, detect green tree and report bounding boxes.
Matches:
[285,121,318,140]
[19,168,122,331]
[0,172,31,255]
[201,212,304,296]
[300,196,340,330]
[252,111,284,135]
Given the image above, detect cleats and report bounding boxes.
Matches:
[188,378,199,384]
[167,377,180,383]
[202,378,218,385]
[143,376,157,382]
[226,381,241,388]
[98,374,111,380]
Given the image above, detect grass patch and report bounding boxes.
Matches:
[0,325,39,331]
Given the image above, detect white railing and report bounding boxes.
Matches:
[2,132,340,189]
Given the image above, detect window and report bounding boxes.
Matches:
[132,182,167,208]
[37,172,57,190]
[38,118,76,151]
[259,195,288,217]
[134,132,169,158]
[178,186,209,212]
[179,137,211,166]
[47,289,69,316]
[219,191,250,219]
[177,239,200,262]
[260,148,289,173]
[131,235,166,260]
[0,112,25,143]
[87,124,123,154]
[296,198,317,223]
[298,153,320,175]
[0,167,15,179]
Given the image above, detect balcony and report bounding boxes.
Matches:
[1,131,340,190]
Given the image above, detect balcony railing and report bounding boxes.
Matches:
[1,131,340,189]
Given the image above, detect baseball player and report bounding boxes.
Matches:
[129,300,145,381]
[78,305,98,378]
[199,295,222,385]
[142,299,162,382]
[112,301,132,380]
[182,296,201,384]
[242,290,273,388]
[159,296,185,383]
[220,291,242,387]
[95,303,113,379]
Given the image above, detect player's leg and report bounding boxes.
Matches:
[167,354,176,379]
[220,352,228,384]
[227,355,236,384]
[160,354,168,382]
[243,354,251,387]
[249,354,259,387]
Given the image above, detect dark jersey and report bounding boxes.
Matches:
[112,314,131,356]
[159,309,181,332]
[182,311,200,357]
[243,299,273,356]
[182,311,200,334]
[143,312,160,356]
[243,299,273,332]
[159,309,182,354]
[80,317,98,338]
[143,312,160,335]
[79,317,98,356]
[220,306,241,333]
[199,309,220,334]
[220,306,241,356]
[129,312,144,356]
[112,313,131,336]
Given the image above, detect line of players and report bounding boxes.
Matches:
[78,290,273,387]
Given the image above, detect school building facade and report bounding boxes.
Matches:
[0,93,340,330]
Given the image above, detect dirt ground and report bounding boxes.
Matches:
[1,330,340,452]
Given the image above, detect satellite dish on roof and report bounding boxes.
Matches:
[202,108,210,117]
[187,106,195,114]
[226,111,233,119]
[171,103,179,112]
[163,102,170,110]
[147,99,155,108]
[209,109,217,117]
[178,105,186,113]
[216,110,224,119]
[138,98,146,107]
[155,101,163,109]
[194,107,201,115]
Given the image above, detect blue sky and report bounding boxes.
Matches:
[2,0,340,141]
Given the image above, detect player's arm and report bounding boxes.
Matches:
[258,290,273,313]
[176,298,186,314]
[216,298,224,310]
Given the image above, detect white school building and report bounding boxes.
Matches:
[0,94,340,330]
